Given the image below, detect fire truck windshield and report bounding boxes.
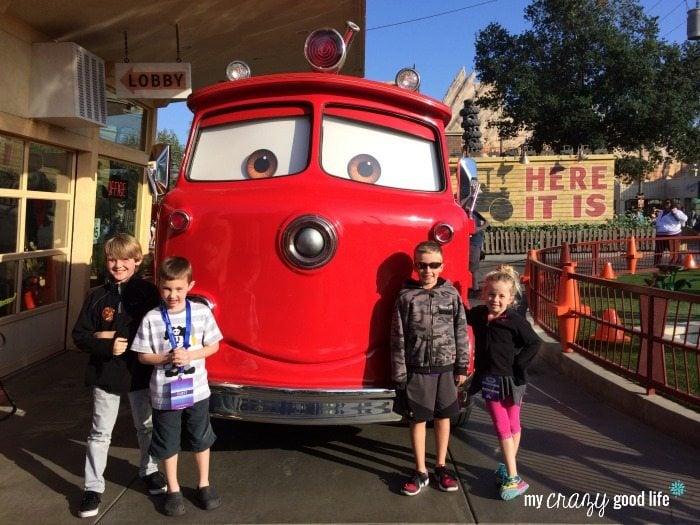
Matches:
[187,110,443,192]
[321,115,442,191]
[189,116,311,181]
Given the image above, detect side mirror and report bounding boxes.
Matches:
[146,144,171,198]
[458,157,480,212]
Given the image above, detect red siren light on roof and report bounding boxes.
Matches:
[304,21,360,73]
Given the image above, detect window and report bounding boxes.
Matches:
[189,115,311,181]
[91,157,143,285]
[99,88,147,150]
[321,115,442,191]
[0,135,73,317]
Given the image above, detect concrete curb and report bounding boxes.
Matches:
[534,325,700,450]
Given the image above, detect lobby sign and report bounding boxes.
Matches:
[115,62,191,99]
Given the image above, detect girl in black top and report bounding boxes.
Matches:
[466,265,540,501]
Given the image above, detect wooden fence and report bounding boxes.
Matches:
[483,227,655,255]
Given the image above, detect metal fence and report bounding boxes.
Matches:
[526,236,700,408]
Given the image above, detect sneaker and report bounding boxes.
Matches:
[78,490,101,518]
[401,470,429,496]
[500,475,529,501]
[198,485,221,510]
[434,465,459,492]
[163,491,186,517]
[142,471,167,495]
[494,463,507,485]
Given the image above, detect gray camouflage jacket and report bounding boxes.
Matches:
[391,278,469,383]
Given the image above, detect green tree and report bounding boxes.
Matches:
[473,0,699,171]
[614,151,656,185]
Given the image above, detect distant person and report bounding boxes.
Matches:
[391,241,469,496]
[467,265,540,501]
[132,256,223,517]
[469,210,489,293]
[72,234,165,519]
[653,199,687,265]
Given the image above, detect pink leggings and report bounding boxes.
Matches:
[485,398,522,440]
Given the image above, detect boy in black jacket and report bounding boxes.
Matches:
[72,234,165,518]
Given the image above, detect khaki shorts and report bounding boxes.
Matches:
[405,371,460,422]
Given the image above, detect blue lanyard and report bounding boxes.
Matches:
[160,300,191,374]
[160,299,191,349]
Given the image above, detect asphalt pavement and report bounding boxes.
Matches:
[1,255,698,524]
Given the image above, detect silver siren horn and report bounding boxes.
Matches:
[304,21,360,73]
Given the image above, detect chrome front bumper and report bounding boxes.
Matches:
[208,383,402,425]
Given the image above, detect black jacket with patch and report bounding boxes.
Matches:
[72,276,160,394]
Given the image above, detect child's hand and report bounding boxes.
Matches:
[171,347,190,367]
[112,337,128,356]
[454,374,467,386]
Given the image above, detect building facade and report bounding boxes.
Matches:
[0,29,157,375]
[0,1,364,377]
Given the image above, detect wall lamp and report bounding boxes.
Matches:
[519,144,529,165]
[577,145,590,161]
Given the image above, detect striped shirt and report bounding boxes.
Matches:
[132,301,223,410]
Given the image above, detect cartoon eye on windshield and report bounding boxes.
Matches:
[246,149,279,179]
[347,153,381,183]
[189,116,310,181]
[321,116,441,191]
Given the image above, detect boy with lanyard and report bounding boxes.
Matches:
[72,233,165,518]
[131,256,223,517]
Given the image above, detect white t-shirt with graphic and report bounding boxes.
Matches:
[132,301,223,410]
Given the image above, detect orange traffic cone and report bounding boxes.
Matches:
[593,308,629,342]
[683,254,697,270]
[626,236,639,274]
[600,261,616,279]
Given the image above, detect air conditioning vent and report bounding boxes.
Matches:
[31,42,107,127]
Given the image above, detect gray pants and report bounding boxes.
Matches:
[84,387,158,493]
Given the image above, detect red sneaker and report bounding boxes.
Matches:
[435,465,459,492]
[401,470,429,496]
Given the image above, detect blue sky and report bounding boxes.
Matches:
[158,0,691,143]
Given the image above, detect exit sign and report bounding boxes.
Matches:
[115,62,191,99]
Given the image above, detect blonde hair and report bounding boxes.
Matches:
[483,264,521,298]
[104,233,143,262]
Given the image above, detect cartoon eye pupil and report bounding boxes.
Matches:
[347,153,381,183]
[357,161,374,177]
[254,156,270,172]
[246,149,278,178]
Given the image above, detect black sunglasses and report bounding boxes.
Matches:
[415,261,443,270]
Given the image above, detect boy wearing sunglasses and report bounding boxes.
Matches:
[391,240,469,496]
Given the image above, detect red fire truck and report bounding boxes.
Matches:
[148,22,475,424]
